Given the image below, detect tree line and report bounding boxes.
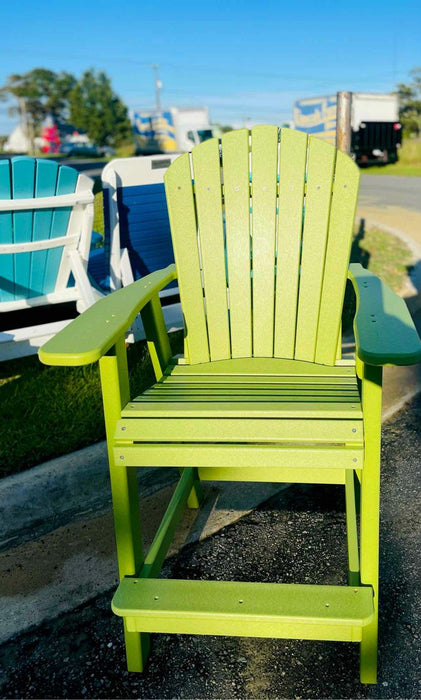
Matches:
[397,67,421,137]
[0,68,132,148]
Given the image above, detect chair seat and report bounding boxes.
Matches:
[122,357,362,421]
[114,359,363,480]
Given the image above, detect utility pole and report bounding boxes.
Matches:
[19,97,27,135]
[19,96,34,154]
[152,64,162,114]
[336,91,352,155]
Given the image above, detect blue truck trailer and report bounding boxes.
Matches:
[293,93,402,164]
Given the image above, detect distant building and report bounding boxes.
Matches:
[3,125,31,153]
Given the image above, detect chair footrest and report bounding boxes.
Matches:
[112,578,374,642]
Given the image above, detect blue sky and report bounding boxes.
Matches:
[1,0,420,133]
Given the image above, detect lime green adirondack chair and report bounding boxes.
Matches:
[39,126,421,684]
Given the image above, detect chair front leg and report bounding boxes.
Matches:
[100,338,149,671]
[359,362,382,684]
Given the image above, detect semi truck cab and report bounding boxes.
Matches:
[186,129,213,146]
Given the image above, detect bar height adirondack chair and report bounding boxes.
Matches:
[39,127,421,684]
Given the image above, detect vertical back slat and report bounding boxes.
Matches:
[250,125,279,357]
[192,138,230,361]
[12,157,35,299]
[294,138,336,362]
[164,153,209,364]
[315,152,360,364]
[31,160,58,297]
[274,128,307,358]
[0,160,14,302]
[222,129,252,358]
[118,183,175,283]
[44,164,78,294]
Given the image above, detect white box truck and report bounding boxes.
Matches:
[293,93,402,164]
[133,107,214,154]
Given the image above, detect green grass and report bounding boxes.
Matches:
[363,138,421,177]
[0,332,183,479]
[0,227,412,479]
[353,227,412,287]
[363,164,421,177]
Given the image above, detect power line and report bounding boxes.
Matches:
[0,47,407,86]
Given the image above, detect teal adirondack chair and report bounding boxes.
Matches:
[0,157,102,360]
[39,127,421,684]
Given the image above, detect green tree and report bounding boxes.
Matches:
[0,68,76,131]
[217,124,233,134]
[69,69,131,147]
[397,67,421,137]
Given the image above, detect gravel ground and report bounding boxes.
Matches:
[1,395,421,699]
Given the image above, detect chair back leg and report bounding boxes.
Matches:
[359,363,382,683]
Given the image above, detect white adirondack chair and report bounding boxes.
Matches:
[87,155,182,337]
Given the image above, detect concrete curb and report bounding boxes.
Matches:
[0,441,177,552]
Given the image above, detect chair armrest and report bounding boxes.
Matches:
[0,190,94,211]
[348,263,421,366]
[39,265,177,367]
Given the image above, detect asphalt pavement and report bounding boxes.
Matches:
[1,394,420,699]
[359,175,421,213]
[357,174,421,248]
